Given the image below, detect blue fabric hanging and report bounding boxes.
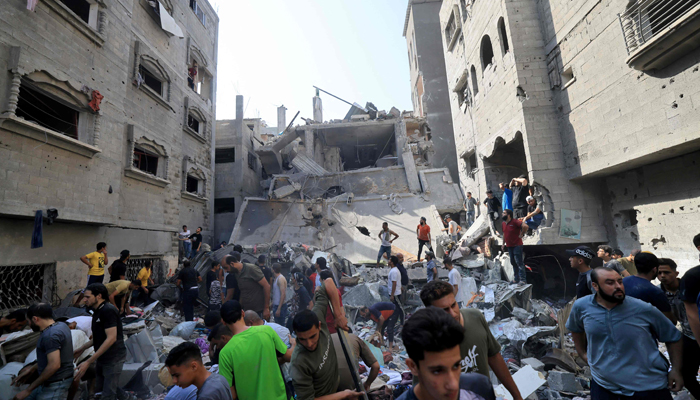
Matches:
[31,209,43,249]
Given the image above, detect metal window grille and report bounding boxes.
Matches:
[0,263,57,313]
[125,257,166,285]
[619,0,700,54]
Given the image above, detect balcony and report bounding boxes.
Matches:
[619,0,700,70]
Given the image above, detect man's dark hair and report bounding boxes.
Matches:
[272,263,282,273]
[183,225,187,229]
[420,280,454,306]
[503,209,513,218]
[658,258,677,271]
[597,245,613,256]
[198,227,202,231]
[316,257,327,269]
[85,283,108,300]
[183,260,191,268]
[590,266,618,285]
[165,341,202,367]
[221,300,243,324]
[204,311,222,328]
[293,310,320,333]
[467,192,471,195]
[230,252,241,263]
[319,270,333,281]
[613,248,624,257]
[26,303,53,320]
[635,252,660,274]
[258,255,266,264]
[402,308,464,365]
[96,242,107,251]
[208,323,232,341]
[131,279,142,287]
[694,233,700,248]
[444,257,452,266]
[390,256,399,266]
[233,244,243,253]
[486,190,493,194]
[518,174,527,179]
[305,268,314,277]
[119,250,130,261]
[5,309,27,321]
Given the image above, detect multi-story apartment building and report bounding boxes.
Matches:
[0,0,218,308]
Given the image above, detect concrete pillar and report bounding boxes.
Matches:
[394,119,407,165]
[277,105,287,134]
[313,96,323,123]
[304,130,314,159]
[235,95,244,144]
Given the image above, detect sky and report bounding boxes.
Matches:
[209,0,413,128]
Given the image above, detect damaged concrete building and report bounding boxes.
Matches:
[436,0,700,272]
[229,100,465,263]
[0,0,219,308]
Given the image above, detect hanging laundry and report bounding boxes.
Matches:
[27,0,39,11]
[89,90,104,112]
[31,210,43,249]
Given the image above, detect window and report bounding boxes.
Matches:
[445,12,458,49]
[139,65,163,96]
[214,198,236,214]
[186,175,199,193]
[248,152,257,171]
[470,65,479,96]
[619,209,638,227]
[16,84,80,139]
[561,66,575,89]
[454,73,471,108]
[215,148,235,164]
[0,263,55,313]
[43,0,103,46]
[480,35,494,71]
[247,124,255,132]
[498,17,509,54]
[189,0,206,26]
[464,151,478,179]
[59,0,91,23]
[133,147,159,175]
[187,114,200,133]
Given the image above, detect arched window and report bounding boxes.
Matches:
[470,65,479,96]
[498,18,509,54]
[480,35,494,71]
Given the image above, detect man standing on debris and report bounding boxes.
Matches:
[425,252,438,283]
[0,309,27,333]
[81,242,108,285]
[597,245,630,277]
[208,263,223,311]
[229,251,271,320]
[359,302,399,350]
[288,269,314,331]
[501,209,528,285]
[388,256,405,332]
[377,222,399,266]
[463,192,479,229]
[188,227,203,259]
[271,263,289,325]
[566,246,594,298]
[221,256,240,303]
[258,255,274,285]
[177,260,202,322]
[398,308,497,400]
[622,252,676,323]
[445,258,461,301]
[105,279,141,316]
[419,280,522,400]
[108,250,129,283]
[483,190,502,238]
[74,283,127,400]
[179,225,192,260]
[567,266,683,399]
[442,215,462,243]
[314,257,328,289]
[499,182,513,211]
[11,304,73,400]
[396,254,409,311]
[416,216,434,261]
[219,300,293,400]
[166,341,233,400]
[658,258,700,399]
[510,176,532,219]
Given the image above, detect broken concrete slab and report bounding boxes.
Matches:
[540,348,579,373]
[547,370,583,393]
[343,281,383,308]
[272,181,302,199]
[494,365,546,400]
[521,357,545,371]
[457,213,490,248]
[290,154,329,176]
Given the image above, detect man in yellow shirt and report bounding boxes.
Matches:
[105,280,141,315]
[80,242,108,285]
[133,261,155,306]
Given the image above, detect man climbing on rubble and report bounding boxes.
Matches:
[377,222,399,266]
[622,252,676,323]
[658,257,700,399]
[441,215,461,243]
[81,242,108,286]
[229,251,271,320]
[0,309,27,333]
[358,302,399,350]
[11,303,73,400]
[566,245,594,298]
[177,260,202,322]
[271,263,289,325]
[398,308,496,400]
[567,266,683,399]
[290,274,360,400]
[463,192,479,229]
[108,250,129,283]
[105,279,141,316]
[416,216,434,261]
[425,251,438,283]
[483,190,502,238]
[501,209,528,285]
[419,280,522,400]
[597,245,630,277]
[166,341,233,400]
[73,283,127,400]
[219,300,293,400]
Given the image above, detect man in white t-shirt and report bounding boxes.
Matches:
[445,258,462,305]
[179,225,192,259]
[441,215,462,243]
[387,256,404,350]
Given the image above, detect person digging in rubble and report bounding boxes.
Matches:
[482,190,502,238]
[623,252,676,324]
[177,260,202,322]
[166,341,233,400]
[11,304,74,400]
[566,245,594,299]
[397,308,496,400]
[658,257,700,399]
[81,242,108,286]
[358,302,399,350]
[441,215,461,243]
[425,251,438,283]
[73,283,128,400]
[416,217,434,261]
[228,251,271,320]
[597,245,630,278]
[377,222,399,266]
[0,308,27,334]
[331,331,380,393]
[108,250,129,283]
[290,275,359,400]
[463,192,479,229]
[567,266,684,399]
[219,300,293,400]
[105,279,141,316]
[501,209,528,285]
[419,280,523,400]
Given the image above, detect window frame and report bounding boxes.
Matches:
[445,5,463,52]
[189,0,207,26]
[124,125,171,187]
[43,0,105,46]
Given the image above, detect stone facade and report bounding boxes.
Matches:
[0,0,218,301]
[438,0,700,272]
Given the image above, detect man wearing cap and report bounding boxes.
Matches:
[501,209,528,284]
[623,252,676,323]
[567,246,594,298]
[441,215,461,243]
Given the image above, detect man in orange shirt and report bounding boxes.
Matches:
[416,217,434,261]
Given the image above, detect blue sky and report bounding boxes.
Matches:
[209,0,413,127]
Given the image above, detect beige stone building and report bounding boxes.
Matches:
[438,0,700,272]
[0,0,218,309]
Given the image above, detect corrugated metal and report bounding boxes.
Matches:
[291,154,329,176]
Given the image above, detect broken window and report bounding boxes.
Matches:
[139,65,163,96]
[0,263,54,313]
[561,66,575,89]
[498,17,509,54]
[463,151,478,179]
[470,65,479,96]
[455,73,471,108]
[16,83,80,140]
[133,147,159,176]
[215,148,235,164]
[214,198,236,214]
[186,175,200,194]
[187,114,201,133]
[480,35,494,71]
[619,209,639,228]
[445,13,457,47]
[248,152,257,171]
[189,0,206,26]
[59,0,91,24]
[247,124,255,132]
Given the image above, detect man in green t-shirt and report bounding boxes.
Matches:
[218,299,293,400]
[420,280,524,400]
[290,277,361,400]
